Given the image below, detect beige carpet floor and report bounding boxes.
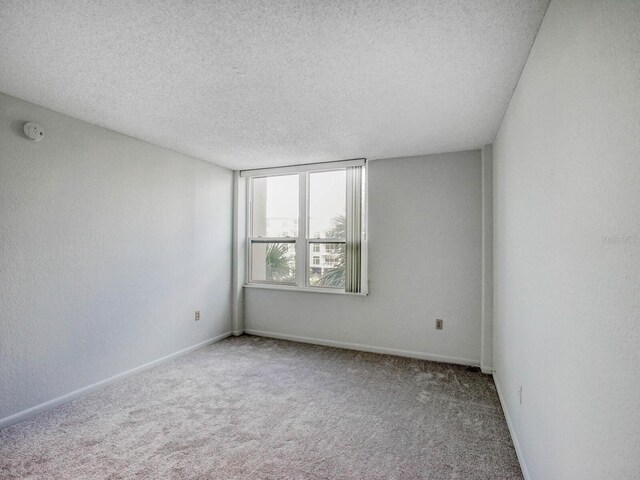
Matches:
[1,335,522,479]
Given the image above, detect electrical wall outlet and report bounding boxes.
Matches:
[195,310,200,321]
[435,318,444,330]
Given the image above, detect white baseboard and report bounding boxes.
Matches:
[493,372,532,480]
[481,365,495,374]
[244,329,479,367]
[231,329,244,336]
[0,331,232,430]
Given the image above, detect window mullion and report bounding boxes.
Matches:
[249,237,296,243]
[296,172,307,287]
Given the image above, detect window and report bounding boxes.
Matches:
[243,160,366,293]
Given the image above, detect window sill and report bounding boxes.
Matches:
[243,283,368,296]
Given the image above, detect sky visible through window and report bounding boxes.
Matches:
[265,171,345,238]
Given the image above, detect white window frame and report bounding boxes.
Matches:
[242,160,368,295]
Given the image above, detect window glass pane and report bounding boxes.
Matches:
[309,170,345,239]
[307,243,345,288]
[252,175,298,237]
[251,242,296,283]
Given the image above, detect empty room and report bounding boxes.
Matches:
[1,1,638,479]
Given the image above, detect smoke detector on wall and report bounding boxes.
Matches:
[23,122,45,141]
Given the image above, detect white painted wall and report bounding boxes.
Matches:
[245,151,483,365]
[0,93,233,422]
[493,1,640,478]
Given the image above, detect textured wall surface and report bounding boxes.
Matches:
[493,1,640,478]
[0,93,233,421]
[246,151,483,365]
[0,1,548,169]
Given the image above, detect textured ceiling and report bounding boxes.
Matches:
[0,1,548,169]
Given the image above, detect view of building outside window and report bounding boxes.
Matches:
[308,170,346,287]
[250,171,348,287]
[250,175,297,283]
